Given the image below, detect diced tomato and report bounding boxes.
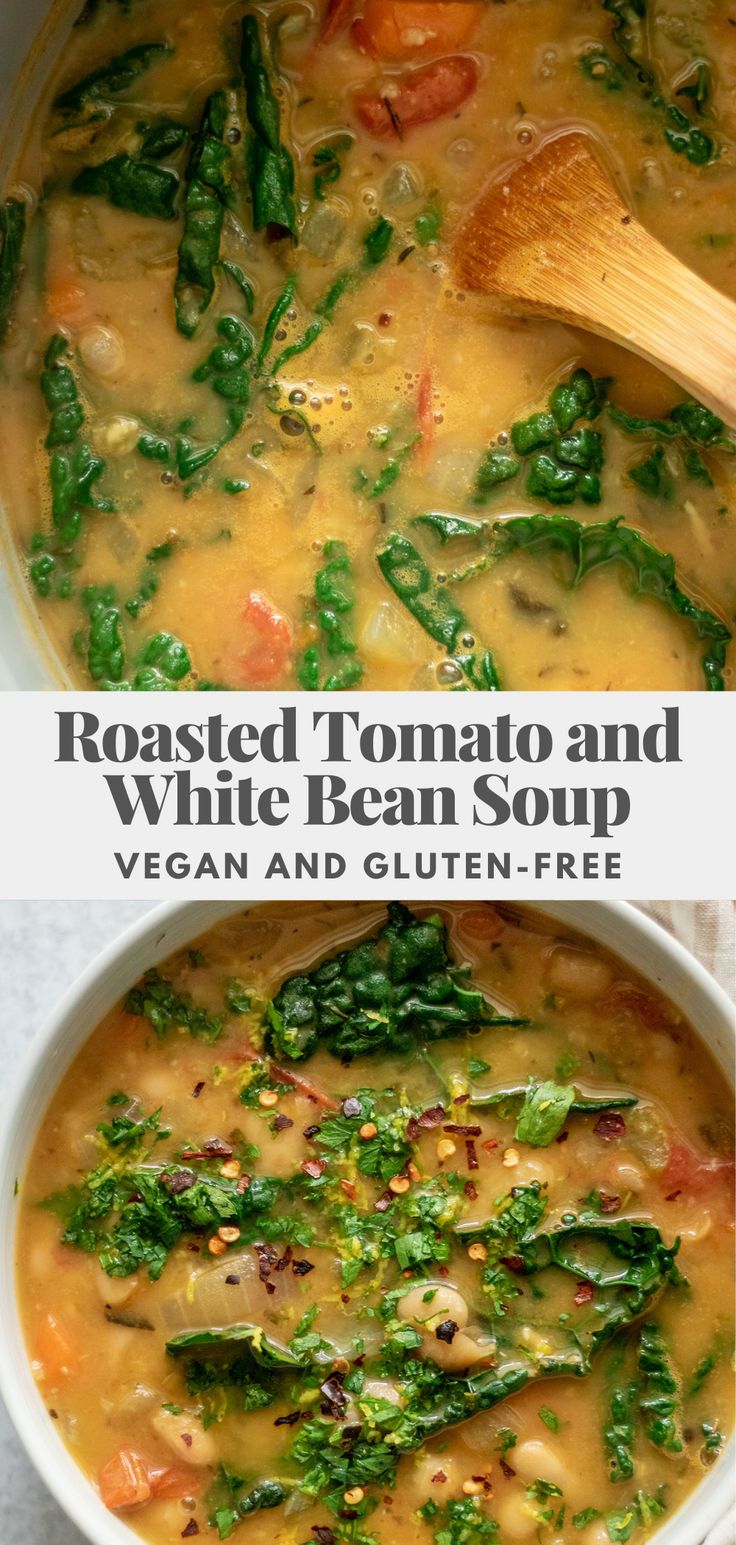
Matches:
[460,907,505,942]
[602,981,677,1030]
[357,1,484,61]
[355,54,479,137]
[319,0,355,43]
[34,1312,76,1383]
[46,269,91,331]
[99,1449,153,1512]
[660,1141,735,1199]
[235,591,293,687]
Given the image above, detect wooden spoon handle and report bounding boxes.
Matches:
[549,219,736,429]
[457,133,736,428]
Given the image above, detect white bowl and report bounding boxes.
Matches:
[0,899,733,1545]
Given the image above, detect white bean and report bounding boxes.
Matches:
[78,324,125,378]
[494,1493,539,1539]
[545,947,613,1000]
[398,1283,469,1329]
[151,1408,218,1468]
[511,1439,570,1492]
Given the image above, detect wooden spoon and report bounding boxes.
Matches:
[455,130,736,428]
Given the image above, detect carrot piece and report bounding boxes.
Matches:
[460,907,505,942]
[358,0,484,60]
[46,271,91,330]
[34,1311,76,1383]
[354,54,479,137]
[235,591,293,688]
[99,1449,153,1512]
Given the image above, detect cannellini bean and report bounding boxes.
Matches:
[545,947,613,999]
[679,1212,712,1244]
[398,1282,469,1329]
[512,1154,555,1188]
[97,1266,138,1306]
[511,1440,570,1492]
[152,1408,218,1467]
[583,1523,612,1545]
[95,414,141,458]
[494,1492,539,1539]
[430,1328,494,1372]
[403,1451,461,1504]
[363,1378,401,1406]
[78,324,125,378]
[604,1154,646,1192]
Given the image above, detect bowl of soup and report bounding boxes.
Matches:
[1,899,733,1545]
[1,1,735,691]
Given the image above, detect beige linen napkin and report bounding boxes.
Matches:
[638,902,735,1545]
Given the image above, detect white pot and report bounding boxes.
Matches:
[0,899,733,1545]
[0,0,80,689]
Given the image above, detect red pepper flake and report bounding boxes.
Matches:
[435,1319,458,1344]
[273,1114,294,1133]
[466,1138,479,1171]
[574,1280,594,1305]
[593,1112,626,1141]
[340,1178,357,1199]
[293,1258,315,1276]
[481,1137,499,1153]
[225,1273,241,1285]
[438,1264,449,1277]
[378,311,392,327]
[374,1189,393,1213]
[500,1254,525,1272]
[182,1137,233,1160]
[453,1093,469,1104]
[48,1409,59,1420]
[665,1189,682,1202]
[303,1124,321,1139]
[237,1174,251,1194]
[431,1471,448,1484]
[500,1459,516,1479]
[160,1170,197,1195]
[191,1082,205,1099]
[599,1190,622,1214]
[341,1292,350,1304]
[301,1157,327,1179]
[274,1410,302,1427]
[418,1104,446,1128]
[312,1530,336,1545]
[464,1180,478,1200]
[181,1523,200,1539]
[555,1130,569,1144]
[181,1433,193,1448]
[444,1123,482,1137]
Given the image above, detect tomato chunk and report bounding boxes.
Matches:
[235,591,293,687]
[459,906,505,942]
[355,54,479,137]
[320,0,354,43]
[660,1141,735,1198]
[357,1,484,60]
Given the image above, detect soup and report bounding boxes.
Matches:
[0,1,735,690]
[18,901,734,1545]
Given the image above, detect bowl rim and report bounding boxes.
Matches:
[0,897,733,1545]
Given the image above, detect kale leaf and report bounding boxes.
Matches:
[240,16,297,239]
[125,968,224,1041]
[175,91,236,337]
[72,155,178,219]
[55,42,172,116]
[377,532,501,691]
[264,903,527,1061]
[297,540,364,691]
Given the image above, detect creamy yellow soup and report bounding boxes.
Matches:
[18,901,735,1545]
[0,0,735,689]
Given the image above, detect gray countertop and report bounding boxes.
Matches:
[0,903,151,1544]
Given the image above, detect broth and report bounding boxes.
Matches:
[0,1,735,690]
[17,901,735,1545]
